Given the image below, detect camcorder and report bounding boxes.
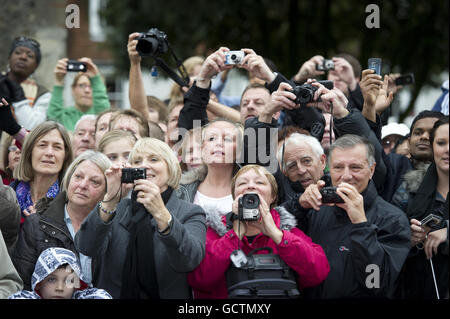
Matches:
[320,186,345,204]
[238,193,260,221]
[66,60,87,72]
[136,28,169,57]
[395,73,415,86]
[368,58,382,75]
[225,51,245,65]
[316,59,335,71]
[121,168,146,183]
[290,80,334,104]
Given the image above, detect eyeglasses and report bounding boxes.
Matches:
[8,146,20,152]
[77,83,92,90]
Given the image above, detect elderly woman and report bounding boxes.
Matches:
[10,121,73,221]
[188,164,330,298]
[12,150,111,290]
[75,137,206,299]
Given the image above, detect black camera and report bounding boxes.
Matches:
[291,80,334,104]
[121,168,146,183]
[238,193,260,221]
[420,213,443,229]
[316,59,335,71]
[320,186,345,204]
[395,73,415,86]
[66,60,87,72]
[136,28,169,57]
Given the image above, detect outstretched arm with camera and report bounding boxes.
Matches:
[128,32,152,122]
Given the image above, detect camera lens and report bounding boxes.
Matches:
[231,54,237,60]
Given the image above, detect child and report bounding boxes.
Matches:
[8,247,111,299]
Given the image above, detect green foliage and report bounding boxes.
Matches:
[101,0,448,118]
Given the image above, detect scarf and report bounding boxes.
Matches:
[120,187,173,299]
[16,180,59,216]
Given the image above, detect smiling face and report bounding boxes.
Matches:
[67,160,106,210]
[130,151,170,192]
[329,144,375,193]
[31,129,66,178]
[201,121,239,166]
[433,123,449,175]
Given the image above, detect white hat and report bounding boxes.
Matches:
[381,123,410,140]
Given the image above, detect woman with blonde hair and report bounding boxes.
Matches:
[75,137,206,299]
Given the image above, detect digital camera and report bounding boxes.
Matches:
[136,28,169,57]
[394,73,415,86]
[420,213,443,229]
[238,193,260,221]
[320,186,345,204]
[290,80,334,104]
[316,59,335,71]
[121,168,146,183]
[225,51,245,65]
[66,61,87,72]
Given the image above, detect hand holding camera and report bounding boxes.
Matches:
[331,57,357,91]
[239,49,276,84]
[127,32,142,65]
[360,69,383,107]
[293,55,326,83]
[196,47,233,88]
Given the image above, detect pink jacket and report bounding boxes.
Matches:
[188,206,330,298]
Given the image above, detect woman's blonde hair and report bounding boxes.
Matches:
[169,56,205,100]
[97,129,137,154]
[230,164,278,208]
[128,137,182,189]
[14,121,73,182]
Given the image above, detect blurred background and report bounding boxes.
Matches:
[0,0,448,126]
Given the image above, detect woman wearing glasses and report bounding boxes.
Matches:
[47,57,111,132]
[1,135,22,185]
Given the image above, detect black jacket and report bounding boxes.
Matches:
[12,192,76,290]
[283,180,411,298]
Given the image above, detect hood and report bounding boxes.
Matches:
[401,162,430,194]
[205,205,297,237]
[180,164,208,185]
[31,247,87,292]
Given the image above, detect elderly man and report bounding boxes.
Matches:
[286,134,410,298]
[72,115,96,157]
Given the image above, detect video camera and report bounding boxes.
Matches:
[238,193,260,221]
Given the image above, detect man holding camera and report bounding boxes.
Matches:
[289,134,410,298]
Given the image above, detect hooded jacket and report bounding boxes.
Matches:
[8,247,111,299]
[284,180,411,298]
[187,206,330,298]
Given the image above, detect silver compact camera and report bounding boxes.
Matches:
[316,59,335,71]
[225,51,245,65]
[238,193,260,221]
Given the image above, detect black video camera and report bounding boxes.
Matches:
[291,80,334,104]
[136,28,169,57]
[238,193,260,221]
[121,168,146,183]
[320,186,345,204]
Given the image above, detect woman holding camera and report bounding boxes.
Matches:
[188,164,330,299]
[47,57,110,132]
[75,138,206,299]
[395,116,449,299]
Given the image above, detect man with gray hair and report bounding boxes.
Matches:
[72,114,96,157]
[286,134,411,298]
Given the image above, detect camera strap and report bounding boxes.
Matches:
[429,257,440,299]
[152,42,190,87]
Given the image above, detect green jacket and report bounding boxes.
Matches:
[47,75,110,131]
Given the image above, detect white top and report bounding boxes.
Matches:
[193,190,233,215]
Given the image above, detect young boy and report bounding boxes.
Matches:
[8,247,111,299]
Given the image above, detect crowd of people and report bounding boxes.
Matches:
[0,34,448,300]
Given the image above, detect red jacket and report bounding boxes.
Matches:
[188,206,330,298]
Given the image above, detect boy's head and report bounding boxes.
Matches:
[32,247,85,299]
